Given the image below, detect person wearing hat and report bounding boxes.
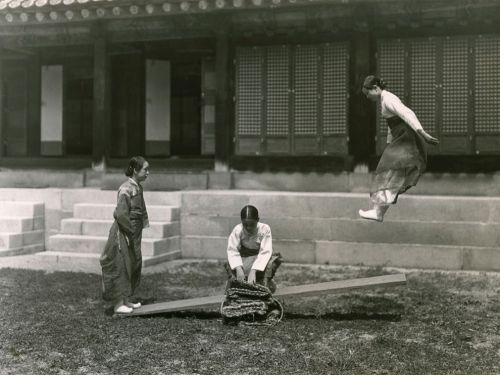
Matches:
[359,75,439,222]
[226,205,281,292]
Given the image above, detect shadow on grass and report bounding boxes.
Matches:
[110,308,401,322]
[136,311,222,320]
[284,311,402,322]
[106,294,403,321]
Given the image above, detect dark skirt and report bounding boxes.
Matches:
[371,116,427,205]
[100,220,143,302]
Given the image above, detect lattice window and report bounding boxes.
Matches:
[410,40,436,133]
[442,37,469,134]
[266,45,290,136]
[441,38,469,133]
[236,42,349,155]
[475,35,500,133]
[377,40,406,135]
[236,47,263,136]
[323,43,348,135]
[294,45,318,135]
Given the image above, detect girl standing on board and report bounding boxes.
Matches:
[100,156,150,314]
[359,76,439,222]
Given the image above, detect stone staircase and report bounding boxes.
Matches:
[0,201,45,257]
[181,191,500,271]
[39,202,182,271]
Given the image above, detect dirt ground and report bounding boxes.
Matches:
[0,261,499,374]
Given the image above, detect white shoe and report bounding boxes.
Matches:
[358,209,383,222]
[126,302,141,309]
[114,305,133,314]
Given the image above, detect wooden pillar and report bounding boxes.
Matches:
[214,28,232,172]
[27,52,41,156]
[92,32,110,170]
[0,45,3,158]
[349,31,375,165]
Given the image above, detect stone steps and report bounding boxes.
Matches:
[0,217,45,232]
[0,201,45,257]
[41,202,182,270]
[60,218,180,238]
[48,234,181,257]
[0,230,45,249]
[73,203,180,221]
[181,191,500,222]
[0,243,45,257]
[181,235,500,271]
[37,249,182,272]
[179,191,500,271]
[0,201,45,217]
[181,215,500,248]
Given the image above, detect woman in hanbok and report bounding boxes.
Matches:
[226,205,281,293]
[359,75,439,222]
[100,156,150,314]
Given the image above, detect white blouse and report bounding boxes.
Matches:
[227,222,273,272]
[381,90,423,141]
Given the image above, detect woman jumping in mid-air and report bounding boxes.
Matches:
[359,75,439,222]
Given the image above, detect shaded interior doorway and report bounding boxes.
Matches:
[64,64,93,156]
[171,61,202,156]
[1,63,27,156]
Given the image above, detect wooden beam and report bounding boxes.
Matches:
[349,30,375,163]
[214,25,232,172]
[2,46,35,56]
[92,34,110,168]
[129,273,406,317]
[0,44,3,158]
[27,52,41,156]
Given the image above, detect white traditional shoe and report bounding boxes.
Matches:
[114,305,133,314]
[358,209,383,222]
[126,302,142,309]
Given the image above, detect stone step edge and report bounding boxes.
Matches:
[181,214,500,225]
[0,243,45,257]
[181,191,500,201]
[0,215,45,220]
[61,218,180,225]
[181,236,500,271]
[37,250,182,264]
[49,234,181,242]
[183,235,500,251]
[73,203,180,208]
[142,250,182,267]
[0,229,46,235]
[0,230,45,249]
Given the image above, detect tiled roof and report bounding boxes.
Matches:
[0,0,110,10]
[0,0,335,24]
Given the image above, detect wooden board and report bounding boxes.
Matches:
[130,273,407,317]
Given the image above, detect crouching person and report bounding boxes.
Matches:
[226,205,282,293]
[222,205,283,325]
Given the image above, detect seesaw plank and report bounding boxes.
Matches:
[274,273,407,298]
[130,273,406,317]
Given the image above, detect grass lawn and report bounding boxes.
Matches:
[1,261,499,375]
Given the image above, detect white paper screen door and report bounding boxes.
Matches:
[40,65,63,156]
[145,59,171,156]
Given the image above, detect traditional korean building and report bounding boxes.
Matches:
[0,0,499,177]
